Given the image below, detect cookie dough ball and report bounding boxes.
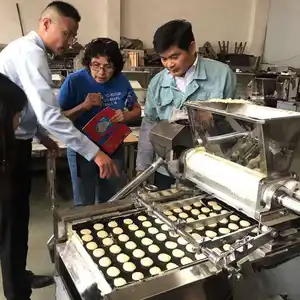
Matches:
[219,218,229,225]
[207,201,218,207]
[193,201,202,208]
[172,249,185,258]
[102,238,114,247]
[114,277,126,287]
[191,209,200,216]
[167,263,178,270]
[109,245,121,255]
[148,227,159,235]
[141,238,153,246]
[212,205,222,212]
[181,257,193,265]
[156,233,167,242]
[173,208,183,214]
[80,229,91,235]
[135,230,146,238]
[141,257,153,268]
[165,241,177,250]
[123,262,136,273]
[148,244,160,254]
[133,249,145,259]
[125,241,137,250]
[138,215,147,222]
[132,272,144,281]
[198,214,207,220]
[117,253,130,264]
[183,205,192,211]
[118,234,130,243]
[86,242,98,251]
[186,244,196,253]
[108,221,118,228]
[218,228,230,235]
[179,212,189,219]
[201,207,211,214]
[99,257,112,268]
[81,235,93,242]
[170,231,179,238]
[240,220,251,228]
[155,218,164,225]
[168,215,177,222]
[150,267,162,276]
[195,253,206,260]
[187,217,195,223]
[230,215,240,222]
[228,223,239,231]
[205,230,217,238]
[177,237,188,246]
[163,210,173,216]
[191,233,202,242]
[142,221,152,228]
[161,224,170,231]
[123,218,133,225]
[107,266,120,278]
[93,223,104,231]
[158,253,171,263]
[113,227,123,235]
[93,248,105,258]
[97,231,108,239]
[128,224,139,231]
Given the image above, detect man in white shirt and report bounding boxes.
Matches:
[0,2,118,299]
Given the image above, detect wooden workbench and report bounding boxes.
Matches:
[32,128,140,200]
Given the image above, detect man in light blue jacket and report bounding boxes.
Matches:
[136,20,236,189]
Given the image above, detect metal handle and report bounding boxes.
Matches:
[108,157,165,202]
[197,132,249,146]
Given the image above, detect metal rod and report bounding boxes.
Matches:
[108,157,165,202]
[197,132,249,146]
[277,192,300,214]
[136,195,199,248]
[16,3,25,36]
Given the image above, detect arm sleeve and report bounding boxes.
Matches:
[224,67,237,99]
[136,84,158,171]
[17,49,98,161]
[35,124,48,141]
[58,76,77,110]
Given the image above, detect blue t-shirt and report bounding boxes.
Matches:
[58,69,137,130]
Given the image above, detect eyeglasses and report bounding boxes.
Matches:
[90,63,114,72]
[51,19,77,45]
[61,29,77,45]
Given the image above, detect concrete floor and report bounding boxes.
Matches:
[0,175,72,300]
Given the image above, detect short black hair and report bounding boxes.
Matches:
[0,74,27,170]
[153,20,195,53]
[82,38,124,77]
[44,1,81,22]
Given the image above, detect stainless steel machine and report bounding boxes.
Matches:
[53,100,300,300]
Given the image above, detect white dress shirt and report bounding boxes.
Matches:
[0,31,98,161]
[174,55,198,93]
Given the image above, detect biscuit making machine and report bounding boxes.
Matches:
[53,100,300,300]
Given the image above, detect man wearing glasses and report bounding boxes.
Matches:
[0,2,118,300]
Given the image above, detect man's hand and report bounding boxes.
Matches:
[94,151,119,179]
[110,109,126,123]
[195,111,214,131]
[82,93,102,111]
[40,136,60,157]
